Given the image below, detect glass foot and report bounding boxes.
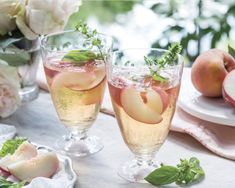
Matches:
[19,85,39,103]
[55,135,103,157]
[118,158,160,183]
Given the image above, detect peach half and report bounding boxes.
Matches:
[120,87,169,124]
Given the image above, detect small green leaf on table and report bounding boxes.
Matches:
[145,166,179,186]
[145,157,205,186]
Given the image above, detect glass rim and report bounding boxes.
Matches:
[40,29,114,52]
[111,47,184,67]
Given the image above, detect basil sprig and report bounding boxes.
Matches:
[145,157,205,186]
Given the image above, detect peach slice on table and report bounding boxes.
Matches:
[120,87,169,124]
[0,142,37,172]
[222,69,235,107]
[8,152,59,182]
[51,66,105,91]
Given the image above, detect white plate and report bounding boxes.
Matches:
[177,68,235,127]
[2,143,77,188]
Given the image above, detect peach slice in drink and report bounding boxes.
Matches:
[51,66,105,105]
[120,87,169,124]
[51,66,105,91]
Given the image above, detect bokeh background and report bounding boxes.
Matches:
[66,0,235,66]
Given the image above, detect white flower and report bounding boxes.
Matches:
[0,0,20,36]
[16,0,82,40]
[0,62,20,118]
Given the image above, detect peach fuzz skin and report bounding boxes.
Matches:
[191,49,235,97]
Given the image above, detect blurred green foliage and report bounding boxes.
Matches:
[67,0,140,28]
[151,0,235,65]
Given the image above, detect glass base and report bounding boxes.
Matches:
[19,85,39,103]
[118,158,160,183]
[55,135,103,157]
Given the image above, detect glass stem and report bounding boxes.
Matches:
[70,129,88,140]
[135,154,155,166]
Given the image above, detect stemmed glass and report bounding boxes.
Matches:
[107,48,183,182]
[41,30,113,157]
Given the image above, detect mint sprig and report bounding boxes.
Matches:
[144,43,182,82]
[145,157,205,186]
[0,137,27,157]
[0,176,26,188]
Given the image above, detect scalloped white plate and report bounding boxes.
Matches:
[3,143,77,188]
[177,68,235,127]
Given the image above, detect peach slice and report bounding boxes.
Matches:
[222,69,235,107]
[51,66,105,91]
[8,152,59,181]
[120,88,168,124]
[0,142,37,171]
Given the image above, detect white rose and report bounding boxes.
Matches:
[0,0,20,36]
[0,62,21,118]
[16,0,82,40]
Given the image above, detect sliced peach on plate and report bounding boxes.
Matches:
[0,142,37,172]
[222,69,235,107]
[8,152,59,181]
[120,87,169,124]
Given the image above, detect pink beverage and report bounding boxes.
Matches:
[108,76,180,156]
[44,58,106,132]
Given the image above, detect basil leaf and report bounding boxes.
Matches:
[0,138,27,157]
[145,166,179,186]
[228,45,235,58]
[62,50,98,65]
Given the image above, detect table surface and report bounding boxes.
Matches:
[1,92,234,188]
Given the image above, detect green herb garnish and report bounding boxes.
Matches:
[0,176,26,188]
[62,50,101,64]
[228,44,235,58]
[62,21,105,65]
[145,157,205,186]
[0,137,27,157]
[144,43,182,82]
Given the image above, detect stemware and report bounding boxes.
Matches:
[107,48,184,182]
[41,30,113,157]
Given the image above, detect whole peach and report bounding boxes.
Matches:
[191,49,235,97]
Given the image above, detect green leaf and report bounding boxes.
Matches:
[0,47,31,66]
[0,176,26,188]
[152,72,168,82]
[0,138,27,157]
[145,166,179,186]
[228,45,235,58]
[144,43,182,82]
[176,157,205,185]
[145,157,204,186]
[62,50,99,65]
[0,38,23,49]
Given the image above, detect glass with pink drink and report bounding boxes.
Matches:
[41,30,113,157]
[107,47,183,182]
